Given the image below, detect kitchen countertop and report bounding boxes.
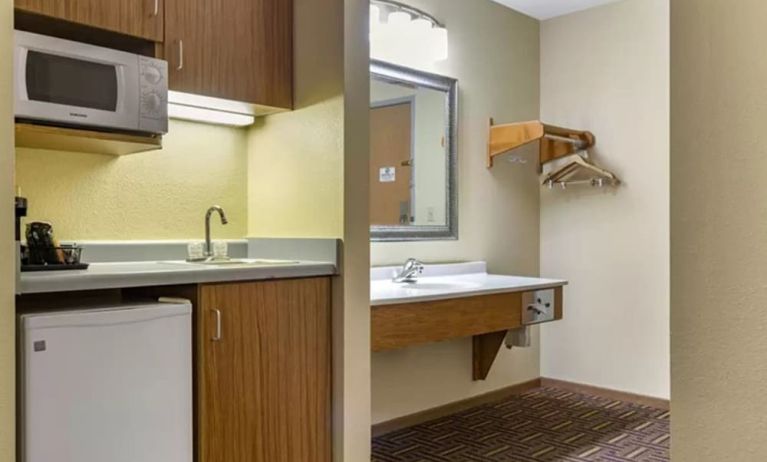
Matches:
[371,261,567,306]
[20,260,337,294]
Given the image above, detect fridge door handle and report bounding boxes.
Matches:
[212,309,222,341]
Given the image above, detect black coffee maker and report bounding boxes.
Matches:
[15,195,27,273]
[15,195,28,242]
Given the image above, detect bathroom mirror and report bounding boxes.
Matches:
[370,60,458,241]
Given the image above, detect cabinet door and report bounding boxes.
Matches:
[164,0,292,108]
[198,278,330,462]
[15,0,164,42]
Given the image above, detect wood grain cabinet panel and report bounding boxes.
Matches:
[14,0,164,41]
[198,278,330,462]
[372,292,524,352]
[164,0,293,108]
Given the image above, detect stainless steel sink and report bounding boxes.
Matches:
[193,258,299,266]
[166,258,300,268]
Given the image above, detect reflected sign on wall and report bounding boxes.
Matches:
[379,167,396,183]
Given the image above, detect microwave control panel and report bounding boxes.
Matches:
[138,56,168,134]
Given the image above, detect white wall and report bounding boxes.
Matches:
[370,0,541,424]
[340,0,372,459]
[540,0,670,399]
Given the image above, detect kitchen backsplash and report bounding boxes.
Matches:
[15,120,248,241]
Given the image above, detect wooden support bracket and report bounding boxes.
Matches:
[472,330,508,381]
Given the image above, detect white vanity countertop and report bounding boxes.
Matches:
[370,261,567,306]
[20,260,337,294]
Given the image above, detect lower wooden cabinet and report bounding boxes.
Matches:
[198,278,331,462]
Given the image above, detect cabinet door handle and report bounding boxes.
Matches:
[177,39,184,71]
[152,0,159,16]
[212,308,222,341]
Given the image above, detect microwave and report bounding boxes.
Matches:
[14,30,168,135]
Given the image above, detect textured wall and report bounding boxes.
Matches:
[340,0,373,458]
[15,120,248,241]
[246,0,344,239]
[671,0,767,459]
[0,0,14,458]
[540,0,670,399]
[370,0,541,424]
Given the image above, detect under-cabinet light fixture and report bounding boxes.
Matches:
[168,91,256,127]
[370,0,448,65]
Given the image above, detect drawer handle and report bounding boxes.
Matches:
[177,39,184,71]
[212,308,222,341]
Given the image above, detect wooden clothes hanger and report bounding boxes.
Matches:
[542,152,620,187]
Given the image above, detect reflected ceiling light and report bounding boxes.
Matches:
[370,0,448,65]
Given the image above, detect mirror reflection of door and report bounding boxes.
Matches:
[370,61,457,240]
[370,98,414,226]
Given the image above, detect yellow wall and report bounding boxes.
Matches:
[245,2,344,238]
[0,0,14,459]
[16,120,248,241]
[369,0,541,424]
[672,0,767,459]
[246,101,343,237]
[247,0,371,460]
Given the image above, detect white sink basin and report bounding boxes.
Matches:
[392,280,483,291]
[370,261,568,306]
[370,276,485,303]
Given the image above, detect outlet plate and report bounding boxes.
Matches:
[522,288,556,325]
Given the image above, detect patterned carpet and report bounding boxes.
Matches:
[372,387,670,462]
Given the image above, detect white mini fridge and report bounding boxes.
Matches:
[20,301,193,462]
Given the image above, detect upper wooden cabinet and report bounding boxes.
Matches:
[164,0,293,108]
[14,0,164,42]
[15,0,293,108]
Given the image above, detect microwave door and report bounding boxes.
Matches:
[14,42,139,132]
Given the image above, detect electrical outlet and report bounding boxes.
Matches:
[522,288,556,325]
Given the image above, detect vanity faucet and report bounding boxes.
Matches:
[393,258,424,283]
[205,205,229,258]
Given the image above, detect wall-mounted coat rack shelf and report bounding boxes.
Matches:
[487,119,595,169]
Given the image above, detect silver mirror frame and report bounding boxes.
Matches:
[370,59,458,242]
